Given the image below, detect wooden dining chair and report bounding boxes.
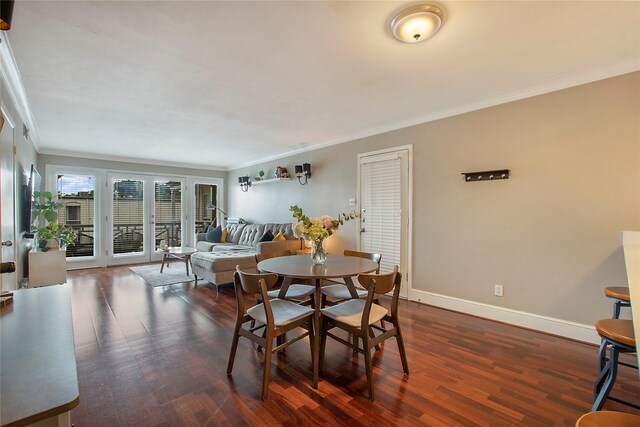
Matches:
[321,250,382,304]
[319,265,409,401]
[227,267,315,400]
[256,250,315,304]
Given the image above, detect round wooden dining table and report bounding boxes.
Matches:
[257,254,379,388]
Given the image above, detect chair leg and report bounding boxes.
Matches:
[597,339,607,373]
[261,330,274,401]
[352,334,358,357]
[369,327,381,352]
[395,325,409,375]
[257,325,267,353]
[363,333,375,402]
[613,300,621,319]
[592,344,620,411]
[227,322,241,375]
[319,318,327,374]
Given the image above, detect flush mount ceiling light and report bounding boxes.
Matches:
[391,4,443,43]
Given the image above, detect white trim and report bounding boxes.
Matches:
[409,288,600,344]
[0,33,40,149]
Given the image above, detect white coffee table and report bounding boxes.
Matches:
[160,246,197,276]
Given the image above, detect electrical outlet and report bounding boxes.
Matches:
[348,198,356,206]
[494,284,504,297]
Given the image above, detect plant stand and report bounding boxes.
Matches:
[28,249,67,287]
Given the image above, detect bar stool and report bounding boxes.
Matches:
[575,411,640,426]
[604,286,631,319]
[592,319,637,411]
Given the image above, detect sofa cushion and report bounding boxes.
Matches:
[212,244,252,252]
[207,223,296,247]
[273,232,286,241]
[206,225,223,243]
[196,241,216,252]
[191,250,256,273]
[258,230,274,242]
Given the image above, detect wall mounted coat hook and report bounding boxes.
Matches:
[462,169,510,182]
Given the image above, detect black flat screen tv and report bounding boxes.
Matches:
[23,164,41,236]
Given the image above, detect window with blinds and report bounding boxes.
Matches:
[360,154,402,274]
[112,178,144,254]
[154,180,182,247]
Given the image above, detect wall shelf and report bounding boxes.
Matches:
[252,177,291,186]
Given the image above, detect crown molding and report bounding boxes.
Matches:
[0,32,40,149]
[232,58,640,171]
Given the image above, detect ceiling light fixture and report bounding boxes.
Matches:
[391,4,443,43]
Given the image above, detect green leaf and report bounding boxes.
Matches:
[43,211,57,222]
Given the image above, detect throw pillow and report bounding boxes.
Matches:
[272,232,286,241]
[258,230,274,242]
[206,225,223,243]
[221,226,228,243]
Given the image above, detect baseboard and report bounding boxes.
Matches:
[408,289,599,344]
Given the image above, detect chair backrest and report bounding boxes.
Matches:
[357,266,402,328]
[235,267,278,295]
[344,250,382,273]
[233,267,279,324]
[255,249,292,264]
[357,265,398,295]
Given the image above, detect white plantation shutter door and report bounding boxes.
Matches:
[360,154,401,274]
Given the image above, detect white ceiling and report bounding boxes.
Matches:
[7,1,640,170]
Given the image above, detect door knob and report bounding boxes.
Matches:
[1,240,13,247]
[1,262,16,274]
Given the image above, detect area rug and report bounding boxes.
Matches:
[129,264,195,287]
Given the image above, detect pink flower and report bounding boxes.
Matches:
[322,215,334,229]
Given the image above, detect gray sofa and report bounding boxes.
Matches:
[191,223,302,287]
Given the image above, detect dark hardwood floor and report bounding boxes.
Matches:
[66,265,639,426]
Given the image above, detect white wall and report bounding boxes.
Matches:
[228,72,640,328]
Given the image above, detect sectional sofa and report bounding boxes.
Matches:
[190,223,303,287]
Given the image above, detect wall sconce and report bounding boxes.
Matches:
[462,169,510,182]
[294,163,311,185]
[0,0,14,31]
[238,175,251,192]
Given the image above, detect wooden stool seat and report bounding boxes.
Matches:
[604,287,631,302]
[595,319,636,348]
[576,410,640,426]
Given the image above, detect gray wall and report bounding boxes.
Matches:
[228,71,640,325]
[38,155,226,180]
[2,79,39,283]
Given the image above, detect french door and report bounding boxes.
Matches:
[107,173,185,266]
[358,146,412,299]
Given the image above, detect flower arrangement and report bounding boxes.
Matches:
[290,205,358,264]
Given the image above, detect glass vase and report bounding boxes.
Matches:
[310,238,327,265]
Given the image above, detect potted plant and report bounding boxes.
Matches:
[31,191,76,252]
